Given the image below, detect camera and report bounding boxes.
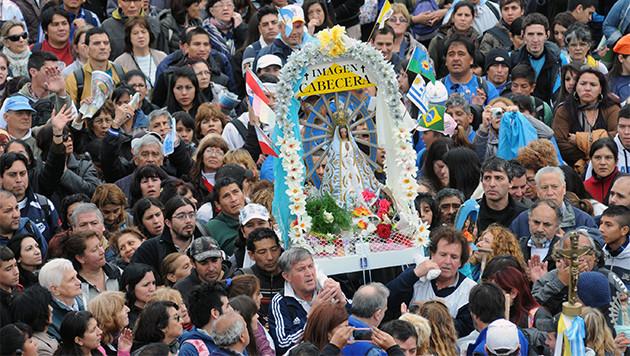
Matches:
[491,107,503,119]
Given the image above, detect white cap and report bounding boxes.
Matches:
[258,54,282,70]
[282,4,305,23]
[486,319,520,356]
[424,80,448,105]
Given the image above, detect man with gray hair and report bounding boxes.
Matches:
[147,109,174,141]
[71,203,114,261]
[101,121,193,193]
[517,200,563,274]
[445,95,475,143]
[268,247,347,355]
[435,188,465,226]
[510,166,596,238]
[210,311,249,355]
[532,228,609,315]
[341,283,390,356]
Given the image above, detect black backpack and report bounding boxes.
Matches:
[72,63,125,107]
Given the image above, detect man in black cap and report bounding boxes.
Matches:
[484,47,512,95]
[173,235,235,304]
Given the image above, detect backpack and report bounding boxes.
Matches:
[28,96,55,127]
[73,63,125,107]
[486,25,512,49]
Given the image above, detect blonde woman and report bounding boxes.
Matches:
[147,287,192,331]
[1,20,30,76]
[416,299,458,356]
[399,313,432,355]
[583,307,619,356]
[87,291,132,356]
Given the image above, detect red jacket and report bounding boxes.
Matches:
[584,167,621,204]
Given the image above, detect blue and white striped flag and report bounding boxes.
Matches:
[407,76,428,115]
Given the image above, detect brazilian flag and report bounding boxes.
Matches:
[418,104,445,131]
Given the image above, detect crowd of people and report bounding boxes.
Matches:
[0,0,628,354]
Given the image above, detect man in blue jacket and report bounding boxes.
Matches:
[268,247,347,354]
[178,280,232,356]
[342,283,389,356]
[0,190,47,257]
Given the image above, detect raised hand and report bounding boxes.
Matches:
[371,326,397,350]
[51,105,75,133]
[118,328,133,352]
[528,254,548,284]
[43,66,66,96]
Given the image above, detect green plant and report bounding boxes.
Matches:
[305,193,351,235]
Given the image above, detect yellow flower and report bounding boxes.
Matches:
[330,25,344,41]
[329,42,346,57]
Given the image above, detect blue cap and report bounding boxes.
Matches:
[4,96,35,113]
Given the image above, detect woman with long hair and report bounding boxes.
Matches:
[119,263,158,329]
[421,137,455,192]
[92,184,133,233]
[0,323,39,356]
[553,67,621,166]
[6,233,43,288]
[132,197,165,239]
[166,66,206,118]
[582,307,617,356]
[1,20,30,76]
[414,193,439,230]
[87,291,131,356]
[0,52,10,99]
[114,16,166,89]
[550,11,574,55]
[584,138,625,204]
[229,295,271,356]
[302,302,349,351]
[60,231,122,305]
[188,134,230,206]
[131,301,182,354]
[415,299,459,356]
[53,311,106,356]
[303,0,333,35]
[463,224,528,282]
[556,62,583,105]
[488,267,551,329]
[183,57,231,104]
[442,147,481,200]
[147,287,192,331]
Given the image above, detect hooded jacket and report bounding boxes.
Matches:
[584,167,626,204]
[178,326,220,356]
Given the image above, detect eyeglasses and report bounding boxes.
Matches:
[388,17,408,23]
[568,42,589,48]
[205,148,224,156]
[172,212,196,220]
[213,1,234,9]
[5,32,27,42]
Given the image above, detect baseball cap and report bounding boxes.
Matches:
[485,48,511,72]
[239,203,270,225]
[615,34,630,55]
[283,5,305,23]
[4,96,36,113]
[424,80,449,105]
[188,236,223,262]
[216,163,255,183]
[486,319,520,356]
[258,54,282,70]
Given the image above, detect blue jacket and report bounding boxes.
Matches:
[467,323,529,356]
[603,0,630,46]
[178,326,220,356]
[0,217,48,257]
[509,202,597,239]
[48,297,85,341]
[268,291,308,355]
[341,316,386,356]
[20,187,61,242]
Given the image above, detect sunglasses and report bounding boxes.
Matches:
[6,32,27,42]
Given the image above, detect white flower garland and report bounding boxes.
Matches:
[275,26,429,249]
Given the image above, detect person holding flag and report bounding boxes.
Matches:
[253,5,319,72]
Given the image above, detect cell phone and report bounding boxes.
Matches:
[352,328,373,341]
